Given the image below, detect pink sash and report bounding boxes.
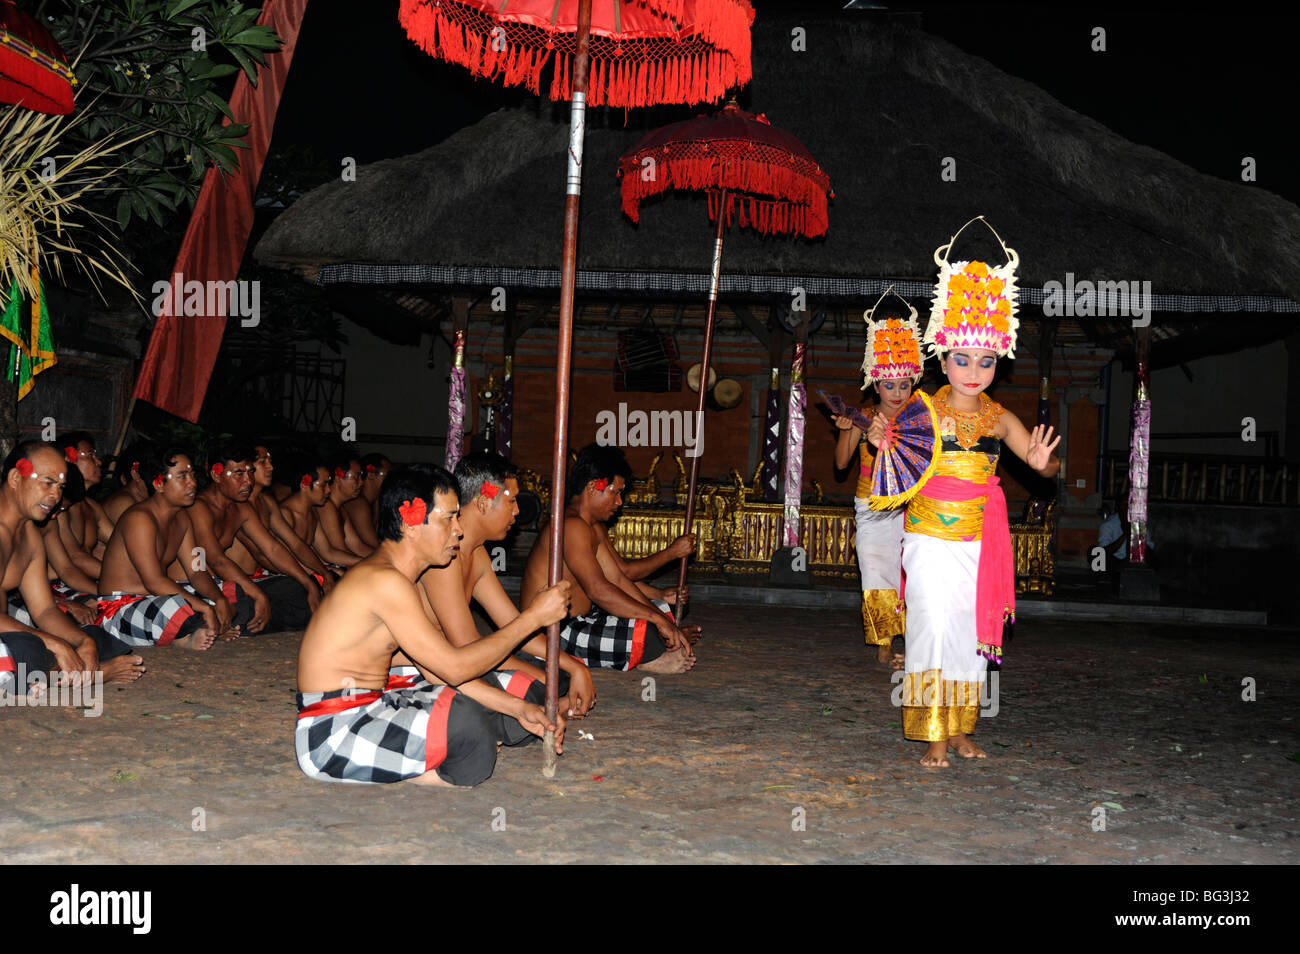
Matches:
[921,474,1014,662]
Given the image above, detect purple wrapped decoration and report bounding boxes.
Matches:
[782,343,807,547]
[445,329,467,472]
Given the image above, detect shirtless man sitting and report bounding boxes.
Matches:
[36,463,100,624]
[416,452,596,720]
[185,438,325,634]
[521,443,698,675]
[103,441,154,524]
[318,455,373,564]
[0,441,146,690]
[296,464,571,786]
[247,443,335,596]
[340,452,388,551]
[57,432,113,562]
[280,457,360,570]
[98,448,252,650]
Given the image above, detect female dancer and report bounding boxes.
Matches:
[832,293,924,669]
[870,232,1059,767]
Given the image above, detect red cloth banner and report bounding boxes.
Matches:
[133,0,310,422]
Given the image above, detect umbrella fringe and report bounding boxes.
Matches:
[620,152,830,237]
[399,0,750,107]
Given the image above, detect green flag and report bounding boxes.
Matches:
[1,275,57,400]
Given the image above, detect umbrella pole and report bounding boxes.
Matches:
[543,0,593,778]
[676,189,729,619]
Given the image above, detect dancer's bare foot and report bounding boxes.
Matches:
[102,655,147,684]
[947,734,987,759]
[640,648,696,674]
[920,740,950,768]
[218,625,243,643]
[175,627,216,651]
[876,643,905,669]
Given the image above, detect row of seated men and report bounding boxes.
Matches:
[0,438,700,787]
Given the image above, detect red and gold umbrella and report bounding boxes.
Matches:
[0,0,75,115]
[618,102,831,611]
[399,0,753,776]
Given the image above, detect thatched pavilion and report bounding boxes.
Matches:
[255,15,1300,562]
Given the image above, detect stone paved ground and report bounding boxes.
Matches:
[1,605,1295,864]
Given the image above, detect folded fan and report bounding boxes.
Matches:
[817,390,873,431]
[869,391,940,510]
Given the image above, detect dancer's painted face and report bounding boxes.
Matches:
[876,378,913,413]
[944,349,997,397]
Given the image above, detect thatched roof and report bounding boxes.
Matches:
[256,15,1300,362]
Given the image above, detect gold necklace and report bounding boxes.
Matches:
[933,386,1000,450]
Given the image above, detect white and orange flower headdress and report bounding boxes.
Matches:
[861,285,923,389]
[923,216,1020,359]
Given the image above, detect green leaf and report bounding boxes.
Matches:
[168,0,210,18]
[192,63,240,82]
[229,27,284,52]
[207,142,239,174]
[1101,801,1126,811]
[228,46,258,82]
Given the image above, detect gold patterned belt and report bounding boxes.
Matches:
[935,451,998,481]
[906,493,986,540]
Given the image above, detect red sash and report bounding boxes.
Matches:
[95,594,146,626]
[297,690,382,720]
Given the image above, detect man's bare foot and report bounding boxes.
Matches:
[410,769,461,787]
[102,655,147,684]
[920,740,950,768]
[876,643,905,670]
[174,627,216,651]
[639,648,696,674]
[947,735,987,759]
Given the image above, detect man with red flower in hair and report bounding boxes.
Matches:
[0,441,146,691]
[295,463,571,786]
[97,447,252,650]
[521,443,698,674]
[414,452,596,721]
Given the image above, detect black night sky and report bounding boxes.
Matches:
[270,1,1299,206]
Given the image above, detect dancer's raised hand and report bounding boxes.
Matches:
[1026,424,1061,473]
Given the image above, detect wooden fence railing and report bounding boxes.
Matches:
[1101,454,1299,505]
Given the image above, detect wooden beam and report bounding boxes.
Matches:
[731,302,771,349]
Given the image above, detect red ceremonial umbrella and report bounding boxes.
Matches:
[0,0,75,114]
[619,101,832,614]
[399,0,753,776]
[399,0,752,107]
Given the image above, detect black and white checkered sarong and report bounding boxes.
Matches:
[559,599,670,671]
[96,592,196,647]
[296,680,502,786]
[96,580,254,646]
